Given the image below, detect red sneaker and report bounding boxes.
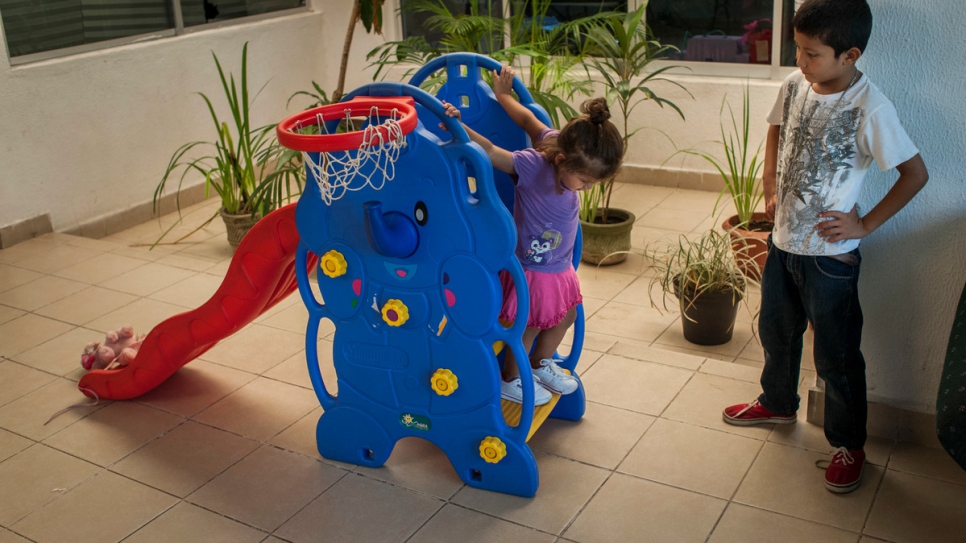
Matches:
[722,399,797,426]
[825,447,865,493]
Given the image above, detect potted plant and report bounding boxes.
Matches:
[647,228,752,346]
[152,42,304,249]
[671,84,772,279]
[579,5,689,265]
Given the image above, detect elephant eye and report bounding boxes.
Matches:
[414,201,428,226]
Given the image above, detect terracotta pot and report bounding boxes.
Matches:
[721,213,772,280]
[220,208,261,248]
[579,208,636,266]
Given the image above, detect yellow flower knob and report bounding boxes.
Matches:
[320,250,348,278]
[479,436,507,464]
[381,299,409,327]
[430,369,458,396]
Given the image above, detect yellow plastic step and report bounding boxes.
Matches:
[501,392,562,442]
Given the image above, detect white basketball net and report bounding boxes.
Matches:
[299,106,406,205]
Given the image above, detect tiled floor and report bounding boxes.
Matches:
[1,183,964,543]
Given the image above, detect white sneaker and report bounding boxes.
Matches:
[501,375,552,406]
[532,359,578,395]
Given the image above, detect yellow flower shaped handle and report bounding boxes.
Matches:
[381,299,409,327]
[430,369,458,396]
[320,250,348,278]
[479,436,507,464]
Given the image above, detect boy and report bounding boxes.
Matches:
[722,0,928,494]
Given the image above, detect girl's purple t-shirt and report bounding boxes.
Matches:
[510,129,579,273]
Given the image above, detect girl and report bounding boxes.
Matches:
[443,65,624,405]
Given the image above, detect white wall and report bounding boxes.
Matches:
[0,0,391,233]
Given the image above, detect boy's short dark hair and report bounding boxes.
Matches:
[793,0,873,56]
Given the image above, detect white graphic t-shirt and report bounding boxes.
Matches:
[767,71,918,255]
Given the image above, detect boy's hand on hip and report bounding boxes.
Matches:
[815,205,869,242]
[492,64,515,97]
[765,193,777,221]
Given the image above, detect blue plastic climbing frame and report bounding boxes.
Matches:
[292,55,586,497]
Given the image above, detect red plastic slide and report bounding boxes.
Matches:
[78,203,316,400]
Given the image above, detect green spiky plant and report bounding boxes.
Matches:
[152,42,303,248]
[670,83,767,229]
[579,4,690,224]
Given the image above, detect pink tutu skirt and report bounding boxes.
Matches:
[499,267,582,330]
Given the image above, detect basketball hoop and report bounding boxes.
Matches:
[276,97,419,205]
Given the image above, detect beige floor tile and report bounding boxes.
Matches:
[12,470,178,543]
[768,413,894,466]
[257,301,312,334]
[11,244,103,275]
[659,188,724,211]
[409,503,555,543]
[188,445,346,532]
[654,317,756,358]
[452,452,609,534]
[632,224,678,251]
[0,237,59,265]
[709,503,860,543]
[103,261,197,297]
[865,470,966,543]
[0,378,104,441]
[858,538,891,543]
[737,339,766,362]
[12,327,102,377]
[734,442,882,532]
[148,273,224,307]
[637,206,710,233]
[0,275,87,312]
[0,265,43,293]
[580,354,692,416]
[42,401,183,467]
[34,285,139,325]
[354,436,465,499]
[136,359,256,418]
[198,324,305,375]
[662,372,774,439]
[52,253,148,285]
[193,377,318,441]
[528,401,655,469]
[619,418,763,499]
[887,441,966,485]
[611,274,671,308]
[585,302,676,343]
[566,330,619,354]
[276,474,443,543]
[564,472,727,543]
[0,443,100,526]
[177,236,236,262]
[85,297,190,336]
[0,314,75,359]
[650,342,739,362]
[700,358,764,383]
[575,267,638,300]
[263,349,327,391]
[0,305,24,327]
[0,361,57,408]
[608,339,707,370]
[152,252,221,272]
[0,529,31,542]
[123,501,267,543]
[0,428,32,464]
[112,420,260,498]
[582,250,647,275]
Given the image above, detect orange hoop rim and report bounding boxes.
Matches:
[276,97,418,153]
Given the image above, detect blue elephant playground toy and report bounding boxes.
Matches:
[274,55,586,497]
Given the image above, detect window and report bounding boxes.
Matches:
[397,0,798,74]
[0,0,305,63]
[400,0,504,51]
[647,0,797,66]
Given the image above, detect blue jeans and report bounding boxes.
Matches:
[758,239,867,450]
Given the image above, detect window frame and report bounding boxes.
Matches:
[3,1,310,66]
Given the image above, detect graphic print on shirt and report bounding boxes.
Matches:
[776,81,862,253]
[523,228,563,266]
